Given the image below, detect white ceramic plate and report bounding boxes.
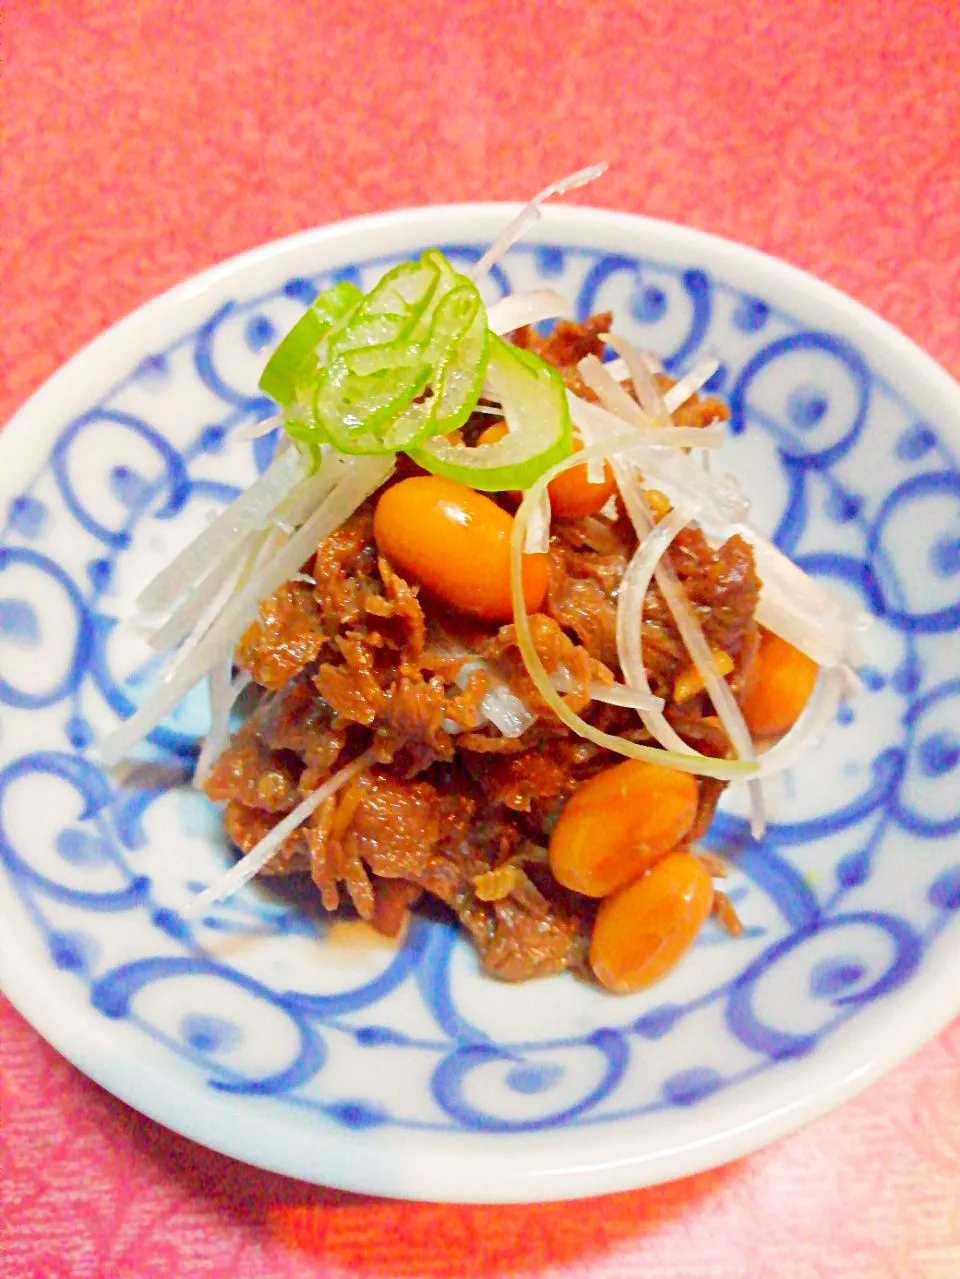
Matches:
[2,205,959,1203]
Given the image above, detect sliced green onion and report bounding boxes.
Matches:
[342,339,428,378]
[262,253,496,457]
[258,253,581,488]
[424,286,489,431]
[411,332,572,491]
[376,286,490,451]
[362,258,441,319]
[313,358,431,453]
[509,437,759,782]
[330,313,413,358]
[258,280,362,406]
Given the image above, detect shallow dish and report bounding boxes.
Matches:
[1,204,959,1203]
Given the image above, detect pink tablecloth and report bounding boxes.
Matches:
[3,3,959,1275]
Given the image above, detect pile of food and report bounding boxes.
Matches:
[103,169,864,993]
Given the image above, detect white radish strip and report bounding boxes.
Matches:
[612,460,766,837]
[479,684,536,738]
[151,466,322,652]
[605,353,664,383]
[604,354,719,414]
[736,528,872,667]
[155,523,286,673]
[582,366,864,674]
[629,443,749,522]
[193,666,252,788]
[509,435,757,781]
[549,665,574,692]
[137,445,308,612]
[527,162,608,203]
[232,414,283,442]
[473,207,542,283]
[754,667,846,778]
[267,455,347,533]
[616,504,701,756]
[454,659,536,738]
[572,391,747,521]
[100,455,394,765]
[145,534,258,652]
[552,666,664,714]
[182,749,377,918]
[569,394,726,453]
[579,354,650,429]
[587,681,664,713]
[663,358,721,414]
[602,333,673,429]
[486,289,572,334]
[523,488,552,554]
[471,163,607,280]
[577,356,748,539]
[568,383,607,484]
[156,465,356,686]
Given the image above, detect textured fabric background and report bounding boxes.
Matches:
[2,2,959,1276]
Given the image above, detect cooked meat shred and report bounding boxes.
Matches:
[204,317,756,981]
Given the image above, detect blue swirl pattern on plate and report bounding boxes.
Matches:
[2,243,959,1136]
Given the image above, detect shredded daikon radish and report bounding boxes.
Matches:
[510,436,757,781]
[616,503,702,757]
[577,367,865,671]
[731,527,872,667]
[453,658,536,738]
[479,683,536,738]
[267,455,347,532]
[576,389,868,668]
[486,289,572,335]
[471,163,607,281]
[611,457,766,836]
[183,749,378,917]
[663,358,721,414]
[523,488,552,554]
[568,394,726,453]
[552,665,665,713]
[579,353,764,823]
[602,334,673,429]
[232,414,283,442]
[753,666,846,777]
[625,440,749,523]
[573,391,748,521]
[100,455,394,766]
[137,445,308,613]
[589,681,664,712]
[194,665,252,787]
[145,534,260,652]
[579,354,650,430]
[603,353,717,413]
[150,523,287,687]
[568,384,607,484]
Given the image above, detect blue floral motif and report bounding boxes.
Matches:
[1,238,959,1138]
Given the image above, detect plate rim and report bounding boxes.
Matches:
[2,201,960,1203]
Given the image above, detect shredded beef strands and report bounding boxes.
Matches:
[204,317,759,979]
